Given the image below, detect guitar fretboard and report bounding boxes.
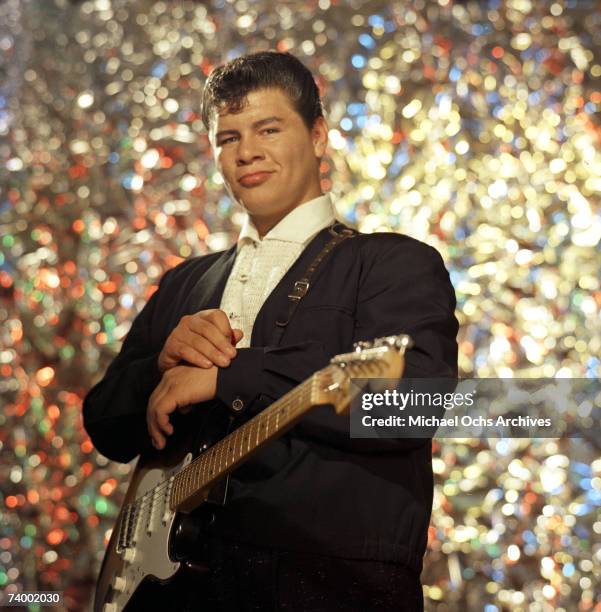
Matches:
[169,374,317,511]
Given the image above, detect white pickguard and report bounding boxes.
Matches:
[102,453,193,612]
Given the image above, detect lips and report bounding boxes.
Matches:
[238,171,274,187]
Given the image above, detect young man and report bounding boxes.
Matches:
[83,51,458,611]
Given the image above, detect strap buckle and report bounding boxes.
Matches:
[289,280,310,300]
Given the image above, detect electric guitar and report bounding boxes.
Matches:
[94,334,413,612]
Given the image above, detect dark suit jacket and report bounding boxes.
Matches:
[83,226,458,572]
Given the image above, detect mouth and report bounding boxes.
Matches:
[238,171,274,187]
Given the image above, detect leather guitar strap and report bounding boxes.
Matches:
[271,222,357,346]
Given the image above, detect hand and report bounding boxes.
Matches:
[147,365,217,449]
[158,309,243,373]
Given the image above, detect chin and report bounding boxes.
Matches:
[240,196,281,214]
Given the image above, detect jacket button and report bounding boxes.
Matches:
[231,398,244,411]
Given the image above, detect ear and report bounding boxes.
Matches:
[311,116,328,158]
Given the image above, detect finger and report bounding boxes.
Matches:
[152,428,165,450]
[147,391,159,446]
[188,322,237,361]
[196,336,236,366]
[148,410,166,449]
[205,309,234,336]
[153,390,176,437]
[171,336,230,367]
[232,329,244,344]
[147,385,171,448]
[177,343,214,369]
[161,334,214,369]
[157,409,174,436]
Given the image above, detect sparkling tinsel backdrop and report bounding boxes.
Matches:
[1,0,600,610]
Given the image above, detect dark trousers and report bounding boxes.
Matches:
[132,538,424,612]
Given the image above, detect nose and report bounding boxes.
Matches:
[236,134,264,165]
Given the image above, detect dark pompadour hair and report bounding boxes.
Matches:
[201,51,324,131]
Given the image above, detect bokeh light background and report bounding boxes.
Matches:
[1,0,600,609]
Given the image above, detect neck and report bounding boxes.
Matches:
[251,192,325,239]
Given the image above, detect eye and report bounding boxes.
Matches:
[262,127,279,135]
[218,136,238,145]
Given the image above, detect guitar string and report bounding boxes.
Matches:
[122,376,317,536]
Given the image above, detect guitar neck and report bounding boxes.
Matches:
[169,375,317,512]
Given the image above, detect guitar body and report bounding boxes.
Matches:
[95,449,194,611]
[94,406,230,612]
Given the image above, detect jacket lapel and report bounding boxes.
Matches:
[184,245,237,315]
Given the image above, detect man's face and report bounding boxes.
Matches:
[210,87,328,236]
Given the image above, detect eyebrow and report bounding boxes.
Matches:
[215,116,283,139]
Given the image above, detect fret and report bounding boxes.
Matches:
[228,432,235,466]
[216,438,226,475]
[234,427,242,460]
[201,450,208,489]
[207,447,216,483]
[200,461,205,489]
[241,427,247,457]
[208,446,216,482]
[182,469,188,503]
[212,443,220,479]
[228,437,234,467]
[228,433,237,467]
[211,446,219,480]
[179,470,185,503]
[193,461,200,492]
[218,439,227,475]
[239,427,245,458]
[215,444,222,480]
[258,416,265,445]
[263,414,269,442]
[222,439,228,472]
[225,435,233,468]
[192,465,198,495]
[214,444,222,480]
[174,474,181,507]
[206,447,214,483]
[197,458,205,490]
[266,408,273,437]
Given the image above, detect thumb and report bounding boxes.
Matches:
[232,328,244,345]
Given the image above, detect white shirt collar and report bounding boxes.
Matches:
[237,193,336,249]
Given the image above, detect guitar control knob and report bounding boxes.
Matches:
[112,576,127,592]
[103,604,117,612]
[122,548,136,563]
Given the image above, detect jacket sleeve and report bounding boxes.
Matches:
[216,236,458,453]
[82,276,167,463]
